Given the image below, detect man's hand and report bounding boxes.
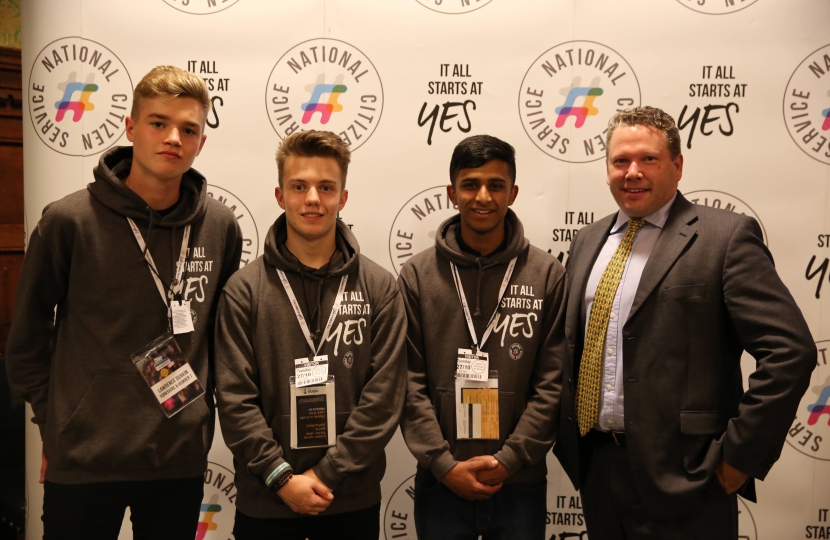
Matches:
[40,452,47,484]
[715,459,749,494]
[276,472,333,515]
[441,458,503,501]
[470,455,509,486]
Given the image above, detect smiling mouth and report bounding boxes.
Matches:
[302,213,324,218]
[471,209,494,214]
[623,188,649,193]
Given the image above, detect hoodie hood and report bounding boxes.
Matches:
[435,208,528,317]
[435,208,528,267]
[88,146,208,227]
[264,213,359,278]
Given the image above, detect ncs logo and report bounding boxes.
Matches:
[54,73,97,122]
[302,75,348,124]
[555,86,603,128]
[519,41,640,163]
[196,495,222,540]
[783,44,830,164]
[787,340,830,460]
[28,37,132,156]
[265,38,384,151]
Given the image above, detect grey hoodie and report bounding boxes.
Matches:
[398,209,567,483]
[5,146,243,484]
[215,215,407,518]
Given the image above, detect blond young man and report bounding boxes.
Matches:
[6,66,242,539]
[215,130,407,540]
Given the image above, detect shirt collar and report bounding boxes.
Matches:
[609,192,678,235]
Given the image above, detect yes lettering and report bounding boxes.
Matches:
[488,284,544,347]
[326,290,370,356]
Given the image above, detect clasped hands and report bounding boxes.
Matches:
[276,469,334,515]
[441,455,509,501]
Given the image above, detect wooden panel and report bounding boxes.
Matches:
[0,224,23,251]
[0,253,23,355]
[0,145,22,224]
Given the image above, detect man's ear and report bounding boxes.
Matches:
[447,183,457,206]
[508,184,519,206]
[338,189,349,212]
[125,116,135,142]
[275,186,286,210]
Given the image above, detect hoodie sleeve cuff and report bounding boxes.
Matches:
[430,451,460,481]
[494,445,523,477]
[262,457,287,486]
[313,453,344,491]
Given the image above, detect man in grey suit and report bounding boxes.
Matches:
[554,106,816,539]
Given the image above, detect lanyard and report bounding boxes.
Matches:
[127,218,191,309]
[277,269,348,356]
[450,257,517,353]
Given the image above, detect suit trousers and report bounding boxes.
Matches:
[580,431,738,540]
[42,476,204,540]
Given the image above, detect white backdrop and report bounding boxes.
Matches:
[19,1,830,538]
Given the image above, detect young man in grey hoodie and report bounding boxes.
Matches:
[399,135,568,540]
[5,66,243,539]
[214,130,407,540]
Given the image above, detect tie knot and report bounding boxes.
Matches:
[628,219,645,233]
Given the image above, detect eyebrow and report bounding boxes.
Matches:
[146,113,200,129]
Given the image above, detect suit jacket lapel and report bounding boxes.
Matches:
[628,193,699,321]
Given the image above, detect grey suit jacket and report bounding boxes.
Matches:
[554,192,816,519]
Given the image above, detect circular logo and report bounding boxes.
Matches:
[676,0,759,14]
[199,461,237,539]
[471,360,486,374]
[383,474,416,540]
[783,44,830,165]
[343,351,355,369]
[684,190,767,246]
[519,41,640,163]
[160,368,169,378]
[265,38,384,152]
[163,0,240,15]
[388,186,457,275]
[415,0,493,14]
[738,497,758,540]
[508,343,523,360]
[206,184,260,268]
[28,37,132,156]
[786,340,830,461]
[190,308,198,326]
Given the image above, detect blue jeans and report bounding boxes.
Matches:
[413,467,547,540]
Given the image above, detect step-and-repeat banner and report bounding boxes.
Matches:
[19,1,830,538]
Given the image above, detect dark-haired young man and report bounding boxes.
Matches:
[399,135,568,539]
[215,130,407,540]
[6,65,243,539]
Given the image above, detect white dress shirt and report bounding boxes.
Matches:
[582,193,677,432]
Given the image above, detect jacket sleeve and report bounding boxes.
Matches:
[214,283,287,485]
[494,264,567,476]
[313,281,408,490]
[398,265,458,480]
[5,210,71,437]
[721,216,816,479]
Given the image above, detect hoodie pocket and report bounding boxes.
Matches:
[59,373,210,470]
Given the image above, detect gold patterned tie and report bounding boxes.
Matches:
[576,219,645,436]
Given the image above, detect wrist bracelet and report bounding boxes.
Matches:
[266,462,292,489]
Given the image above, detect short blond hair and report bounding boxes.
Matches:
[276,131,351,188]
[131,65,210,120]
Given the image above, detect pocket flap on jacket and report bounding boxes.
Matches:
[663,283,706,300]
[680,411,730,435]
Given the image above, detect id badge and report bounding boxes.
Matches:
[130,332,205,418]
[294,355,329,388]
[456,370,499,440]
[289,375,336,449]
[171,300,194,334]
[456,348,489,381]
